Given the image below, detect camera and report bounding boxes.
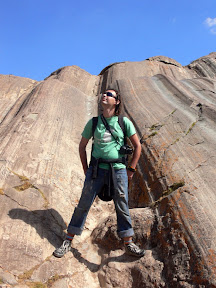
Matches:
[119,144,133,155]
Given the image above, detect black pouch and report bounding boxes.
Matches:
[98,184,113,202]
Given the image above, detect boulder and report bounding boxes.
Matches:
[0,53,216,287]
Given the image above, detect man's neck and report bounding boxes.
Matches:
[102,108,115,118]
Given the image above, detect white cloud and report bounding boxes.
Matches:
[204,17,216,27]
[204,17,216,34]
[210,28,216,34]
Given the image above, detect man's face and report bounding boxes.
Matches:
[101,90,118,106]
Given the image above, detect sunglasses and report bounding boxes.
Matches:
[103,92,118,99]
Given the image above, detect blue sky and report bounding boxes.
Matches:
[1,0,216,81]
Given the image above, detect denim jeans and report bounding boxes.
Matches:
[67,166,134,238]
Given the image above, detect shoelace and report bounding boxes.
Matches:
[59,240,71,251]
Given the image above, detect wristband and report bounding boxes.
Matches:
[127,166,136,172]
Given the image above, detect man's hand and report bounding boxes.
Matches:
[127,133,141,181]
[127,169,135,181]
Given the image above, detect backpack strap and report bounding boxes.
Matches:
[92,116,98,139]
[91,117,98,158]
[117,115,126,144]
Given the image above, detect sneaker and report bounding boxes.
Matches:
[53,239,71,258]
[125,242,145,257]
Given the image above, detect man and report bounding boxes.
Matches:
[53,88,145,258]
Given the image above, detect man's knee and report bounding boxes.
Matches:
[74,205,88,215]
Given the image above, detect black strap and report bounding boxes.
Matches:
[91,115,127,163]
[118,115,126,145]
[92,114,126,142]
[90,156,126,201]
[92,117,98,140]
[101,114,121,146]
[90,156,126,179]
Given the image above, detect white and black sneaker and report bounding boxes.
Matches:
[125,242,145,257]
[53,239,71,258]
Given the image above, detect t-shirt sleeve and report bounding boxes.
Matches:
[123,117,136,138]
[81,118,93,139]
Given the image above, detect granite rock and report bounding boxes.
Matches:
[0,53,216,287]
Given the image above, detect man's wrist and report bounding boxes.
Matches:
[127,166,136,172]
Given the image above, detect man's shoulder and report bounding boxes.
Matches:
[121,116,132,125]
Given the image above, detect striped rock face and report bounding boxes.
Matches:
[0,53,216,287]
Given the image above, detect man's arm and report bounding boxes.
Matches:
[79,136,90,174]
[127,133,141,180]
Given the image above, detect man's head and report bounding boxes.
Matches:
[101,88,121,115]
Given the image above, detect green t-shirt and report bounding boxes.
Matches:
[81,115,136,169]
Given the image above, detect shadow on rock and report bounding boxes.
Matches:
[71,247,139,273]
[8,208,67,247]
[100,253,142,267]
[71,247,100,272]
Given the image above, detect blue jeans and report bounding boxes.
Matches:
[67,167,134,238]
